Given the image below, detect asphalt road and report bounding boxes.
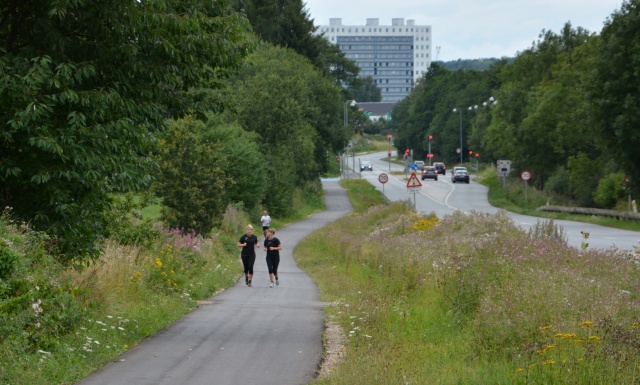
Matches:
[75,181,353,385]
[354,151,640,252]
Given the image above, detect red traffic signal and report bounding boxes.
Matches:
[387,150,392,156]
[475,153,479,158]
[428,135,433,141]
[337,157,341,163]
[387,134,392,141]
[469,150,473,155]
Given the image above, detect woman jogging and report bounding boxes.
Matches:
[263,228,283,288]
[260,210,271,236]
[237,224,259,287]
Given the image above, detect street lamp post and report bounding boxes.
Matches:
[452,108,463,164]
[344,100,356,179]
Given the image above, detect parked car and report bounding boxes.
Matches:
[433,162,446,175]
[421,166,438,181]
[413,161,425,170]
[361,160,373,171]
[451,168,470,183]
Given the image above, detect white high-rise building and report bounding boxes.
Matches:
[316,18,432,102]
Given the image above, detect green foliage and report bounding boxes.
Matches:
[0,0,253,261]
[0,209,85,353]
[234,0,360,88]
[594,172,626,209]
[201,115,267,211]
[567,153,599,206]
[591,0,640,199]
[103,193,161,249]
[437,57,512,71]
[231,43,345,215]
[348,76,382,102]
[543,165,571,197]
[155,117,228,235]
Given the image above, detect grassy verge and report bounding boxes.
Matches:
[0,182,326,385]
[476,169,640,232]
[296,180,640,384]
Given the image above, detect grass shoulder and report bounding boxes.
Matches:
[475,168,640,232]
[296,176,640,384]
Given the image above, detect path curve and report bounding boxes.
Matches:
[75,180,353,385]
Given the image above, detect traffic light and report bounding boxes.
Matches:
[428,135,433,141]
[475,153,479,158]
[337,157,340,163]
[469,150,473,155]
[388,150,391,157]
[404,149,409,159]
[387,134,392,142]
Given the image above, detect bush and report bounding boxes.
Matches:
[155,117,228,235]
[594,172,625,209]
[104,193,161,249]
[544,165,571,197]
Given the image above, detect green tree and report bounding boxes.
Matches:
[485,24,595,187]
[200,115,267,211]
[155,117,228,235]
[234,0,360,88]
[231,43,344,215]
[0,0,252,260]
[348,76,382,102]
[591,0,640,198]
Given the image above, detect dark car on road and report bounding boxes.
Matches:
[421,166,438,181]
[433,162,446,175]
[451,168,470,183]
[361,160,373,171]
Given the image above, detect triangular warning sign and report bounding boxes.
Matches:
[406,172,422,188]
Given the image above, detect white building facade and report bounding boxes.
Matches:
[316,18,432,102]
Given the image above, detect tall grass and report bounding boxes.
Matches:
[296,187,640,384]
[0,207,247,385]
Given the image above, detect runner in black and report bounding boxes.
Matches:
[237,224,259,287]
[263,228,283,288]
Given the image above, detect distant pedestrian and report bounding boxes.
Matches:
[263,228,282,288]
[237,224,259,287]
[260,210,271,236]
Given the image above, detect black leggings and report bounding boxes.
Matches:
[241,254,256,275]
[266,255,280,275]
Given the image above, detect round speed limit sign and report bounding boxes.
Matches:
[378,173,389,184]
[520,170,531,181]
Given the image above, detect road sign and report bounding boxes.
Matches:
[497,159,512,177]
[521,170,531,181]
[406,172,422,193]
[378,173,388,184]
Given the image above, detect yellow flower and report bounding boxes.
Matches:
[516,368,525,373]
[541,325,550,330]
[588,336,601,343]
[578,320,593,329]
[543,360,555,365]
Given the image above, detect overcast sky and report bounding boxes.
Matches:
[304,0,624,62]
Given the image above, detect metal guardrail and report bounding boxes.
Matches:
[537,205,640,220]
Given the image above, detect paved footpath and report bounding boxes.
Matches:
[75,180,352,385]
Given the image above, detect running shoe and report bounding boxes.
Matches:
[269,282,274,288]
[276,279,279,286]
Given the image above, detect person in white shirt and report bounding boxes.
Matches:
[260,210,271,236]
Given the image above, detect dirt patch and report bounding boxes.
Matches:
[318,317,347,379]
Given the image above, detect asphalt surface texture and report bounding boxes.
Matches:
[75,180,353,385]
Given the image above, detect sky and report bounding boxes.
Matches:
[304,0,624,62]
